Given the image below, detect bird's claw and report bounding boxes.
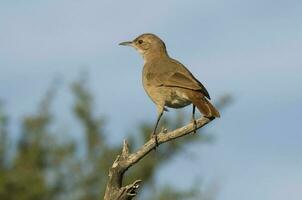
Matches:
[150,133,159,149]
[191,119,197,134]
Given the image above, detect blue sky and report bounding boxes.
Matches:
[1,1,302,200]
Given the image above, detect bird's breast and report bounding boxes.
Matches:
[142,62,191,108]
[142,84,191,109]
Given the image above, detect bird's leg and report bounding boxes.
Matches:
[151,107,164,148]
[191,105,197,133]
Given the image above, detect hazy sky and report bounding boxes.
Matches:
[1,1,302,200]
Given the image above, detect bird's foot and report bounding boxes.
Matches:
[191,119,197,134]
[150,133,159,149]
[205,115,215,120]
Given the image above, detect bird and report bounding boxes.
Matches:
[119,33,220,145]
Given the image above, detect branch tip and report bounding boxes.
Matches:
[122,139,129,157]
[160,127,168,133]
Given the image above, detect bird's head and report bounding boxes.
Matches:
[119,33,168,60]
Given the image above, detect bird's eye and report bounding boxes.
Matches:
[138,40,143,44]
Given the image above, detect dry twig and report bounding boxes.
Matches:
[103,117,214,200]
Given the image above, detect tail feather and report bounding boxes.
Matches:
[204,98,220,118]
[187,91,220,118]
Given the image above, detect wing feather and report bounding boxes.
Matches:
[144,58,211,99]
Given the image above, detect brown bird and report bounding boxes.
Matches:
[120,33,220,144]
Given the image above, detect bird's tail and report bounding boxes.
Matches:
[187,91,220,118]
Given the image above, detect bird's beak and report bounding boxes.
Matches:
[119,41,133,46]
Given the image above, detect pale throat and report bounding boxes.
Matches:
[141,48,168,63]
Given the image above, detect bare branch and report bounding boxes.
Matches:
[103,116,214,200]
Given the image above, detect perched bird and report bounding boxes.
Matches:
[120,33,220,143]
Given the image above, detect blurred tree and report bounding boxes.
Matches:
[0,76,230,200]
[0,102,8,168]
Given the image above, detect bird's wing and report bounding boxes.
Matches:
[149,58,210,99]
[161,71,211,99]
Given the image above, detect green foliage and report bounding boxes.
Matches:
[0,77,226,200]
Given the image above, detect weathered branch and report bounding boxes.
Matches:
[103,117,214,200]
